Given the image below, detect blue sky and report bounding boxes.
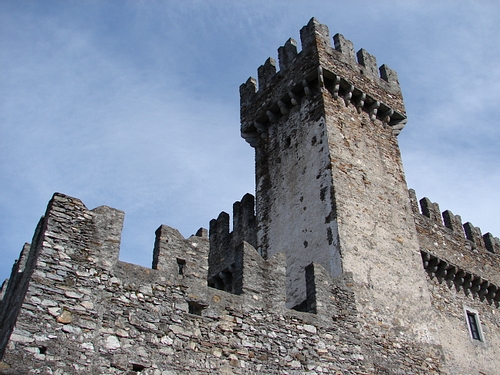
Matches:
[1,1,499,281]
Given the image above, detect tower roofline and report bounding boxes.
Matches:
[240,18,407,147]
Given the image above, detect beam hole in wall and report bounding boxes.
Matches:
[131,363,146,372]
[188,301,208,316]
[38,346,47,354]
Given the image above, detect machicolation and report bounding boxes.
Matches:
[1,18,499,375]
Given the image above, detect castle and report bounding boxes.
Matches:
[0,18,498,374]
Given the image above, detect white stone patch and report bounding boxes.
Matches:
[81,342,94,351]
[118,295,131,303]
[62,325,82,335]
[104,335,121,350]
[169,325,187,336]
[115,328,129,338]
[80,300,94,310]
[41,299,58,307]
[160,336,173,345]
[33,270,46,278]
[29,296,41,305]
[139,285,151,294]
[78,319,97,330]
[57,251,71,260]
[33,334,49,342]
[136,346,149,357]
[10,334,34,343]
[303,324,317,334]
[241,339,254,347]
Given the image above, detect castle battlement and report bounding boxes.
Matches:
[1,192,379,373]
[240,18,407,149]
[409,189,499,256]
[409,189,499,306]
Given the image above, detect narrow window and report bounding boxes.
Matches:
[467,311,481,340]
[176,258,186,275]
[464,307,484,342]
[207,266,235,293]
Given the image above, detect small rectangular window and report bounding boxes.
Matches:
[464,307,484,342]
[467,311,481,340]
[177,258,186,275]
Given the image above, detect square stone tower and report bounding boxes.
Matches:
[240,18,437,343]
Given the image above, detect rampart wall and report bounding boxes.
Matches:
[0,193,450,374]
[410,189,500,374]
[410,189,499,296]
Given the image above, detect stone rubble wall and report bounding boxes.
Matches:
[410,189,500,375]
[423,270,500,375]
[1,193,449,374]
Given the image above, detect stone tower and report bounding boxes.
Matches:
[240,18,436,340]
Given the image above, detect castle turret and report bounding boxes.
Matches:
[240,18,436,347]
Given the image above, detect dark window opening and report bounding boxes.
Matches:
[208,266,234,293]
[132,363,146,372]
[177,258,186,275]
[467,311,482,341]
[188,301,208,316]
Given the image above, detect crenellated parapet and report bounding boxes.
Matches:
[240,18,407,147]
[208,194,257,294]
[0,193,125,359]
[2,193,372,371]
[152,225,209,287]
[409,189,500,304]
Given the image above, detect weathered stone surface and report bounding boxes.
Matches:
[56,310,72,324]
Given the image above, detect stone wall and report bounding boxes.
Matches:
[410,190,500,375]
[1,193,451,374]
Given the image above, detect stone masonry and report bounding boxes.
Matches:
[1,18,499,375]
